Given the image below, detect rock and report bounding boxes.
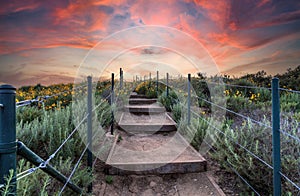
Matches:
[142,189,155,196]
[150,181,157,187]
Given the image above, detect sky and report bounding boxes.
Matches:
[0,0,300,87]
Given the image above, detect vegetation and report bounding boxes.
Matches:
[1,65,299,195]
[180,66,300,195]
[0,80,115,195]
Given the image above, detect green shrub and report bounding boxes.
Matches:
[17,106,43,124]
[280,93,300,113]
[158,90,178,112]
[171,103,182,123]
[189,118,208,151]
[105,175,113,184]
[134,81,164,98]
[95,99,113,127]
[211,118,299,195]
[15,104,96,195]
[225,96,250,118]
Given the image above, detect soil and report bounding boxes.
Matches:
[93,160,226,196]
[90,130,239,196]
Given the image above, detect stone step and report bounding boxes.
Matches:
[129,94,148,99]
[105,132,207,175]
[129,98,157,105]
[123,104,165,114]
[118,112,177,134]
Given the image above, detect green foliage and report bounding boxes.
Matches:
[189,118,208,151]
[117,135,123,143]
[211,119,299,194]
[275,66,300,91]
[158,90,179,112]
[105,175,113,184]
[225,96,250,118]
[280,93,300,113]
[171,103,182,123]
[15,104,97,195]
[17,106,43,124]
[95,99,113,127]
[0,169,15,196]
[134,81,164,98]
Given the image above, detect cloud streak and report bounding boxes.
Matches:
[0,0,300,85]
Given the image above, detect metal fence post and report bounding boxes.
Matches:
[166,73,169,97]
[149,72,151,88]
[187,74,191,125]
[0,84,17,194]
[272,78,281,196]
[120,68,123,90]
[111,73,114,135]
[87,76,93,193]
[156,71,159,95]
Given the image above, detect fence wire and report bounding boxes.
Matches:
[59,144,89,195]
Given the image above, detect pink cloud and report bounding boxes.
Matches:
[0,0,40,15]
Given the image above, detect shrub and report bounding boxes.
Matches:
[211,118,299,195]
[16,104,96,195]
[17,106,43,124]
[171,103,181,123]
[158,90,178,112]
[134,81,164,98]
[105,175,113,184]
[225,96,250,118]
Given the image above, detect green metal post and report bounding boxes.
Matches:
[166,73,169,97]
[120,68,123,90]
[17,141,82,194]
[87,76,93,193]
[272,78,281,196]
[111,73,114,135]
[188,74,191,125]
[0,84,17,194]
[156,71,159,96]
[149,72,151,88]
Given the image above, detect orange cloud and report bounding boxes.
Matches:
[53,1,110,32]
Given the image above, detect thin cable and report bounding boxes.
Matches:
[200,81,271,91]
[16,166,40,181]
[58,144,89,195]
[193,95,272,129]
[41,114,88,168]
[279,129,300,143]
[16,84,87,108]
[279,88,300,94]
[279,171,300,191]
[202,139,261,196]
[188,107,273,170]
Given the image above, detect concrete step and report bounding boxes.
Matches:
[129,98,157,105]
[105,132,207,175]
[129,94,148,99]
[123,104,165,114]
[118,112,177,134]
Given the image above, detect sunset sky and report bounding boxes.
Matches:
[1,0,300,87]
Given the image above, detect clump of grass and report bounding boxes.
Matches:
[105,175,113,184]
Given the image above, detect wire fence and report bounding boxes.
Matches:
[155,73,299,195]
[1,70,299,195]
[0,75,119,194]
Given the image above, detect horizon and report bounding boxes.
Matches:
[1,0,300,87]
